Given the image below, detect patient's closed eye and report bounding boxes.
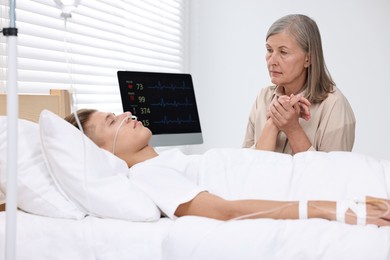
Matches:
[105,113,117,126]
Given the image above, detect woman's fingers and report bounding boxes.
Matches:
[269,96,300,131]
[269,94,311,123]
[299,96,311,107]
[291,94,311,121]
[299,103,311,120]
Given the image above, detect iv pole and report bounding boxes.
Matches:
[2,0,18,259]
[2,1,78,258]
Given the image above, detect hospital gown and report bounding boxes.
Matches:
[129,149,204,219]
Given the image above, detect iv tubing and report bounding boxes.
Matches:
[112,115,137,155]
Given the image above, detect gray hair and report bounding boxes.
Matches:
[267,14,334,103]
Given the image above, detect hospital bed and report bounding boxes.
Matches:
[1,90,390,260]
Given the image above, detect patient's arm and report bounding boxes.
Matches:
[175,192,390,227]
[175,192,322,221]
[175,192,302,220]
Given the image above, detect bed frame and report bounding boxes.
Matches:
[0,89,71,123]
[0,89,71,211]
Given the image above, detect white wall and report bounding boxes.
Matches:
[187,0,390,160]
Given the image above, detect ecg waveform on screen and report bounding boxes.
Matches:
[148,81,191,91]
[151,97,194,108]
[154,114,198,125]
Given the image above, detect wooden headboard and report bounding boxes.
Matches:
[0,89,71,211]
[0,89,71,123]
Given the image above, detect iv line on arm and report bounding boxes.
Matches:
[228,197,390,225]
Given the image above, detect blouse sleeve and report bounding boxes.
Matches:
[315,90,356,152]
[242,101,257,148]
[242,87,272,149]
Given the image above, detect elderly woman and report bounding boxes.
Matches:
[243,14,355,154]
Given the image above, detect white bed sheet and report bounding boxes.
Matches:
[163,216,390,260]
[0,211,173,260]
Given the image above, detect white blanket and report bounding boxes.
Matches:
[198,148,390,201]
[164,149,390,260]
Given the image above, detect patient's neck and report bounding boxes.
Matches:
[120,145,158,168]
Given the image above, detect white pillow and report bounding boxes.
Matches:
[39,109,160,221]
[0,116,85,219]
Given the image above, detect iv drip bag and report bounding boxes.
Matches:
[54,0,81,18]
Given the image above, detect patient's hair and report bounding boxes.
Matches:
[267,14,335,104]
[64,109,100,144]
[64,108,96,130]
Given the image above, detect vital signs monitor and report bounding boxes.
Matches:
[117,71,203,146]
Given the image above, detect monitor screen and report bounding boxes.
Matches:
[117,71,203,146]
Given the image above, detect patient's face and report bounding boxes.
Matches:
[86,111,152,156]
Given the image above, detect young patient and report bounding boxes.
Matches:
[64,109,390,226]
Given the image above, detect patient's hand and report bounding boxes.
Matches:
[365,196,390,226]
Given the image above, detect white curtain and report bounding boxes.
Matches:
[0,0,188,113]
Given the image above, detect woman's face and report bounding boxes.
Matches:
[265,31,309,94]
[86,111,152,156]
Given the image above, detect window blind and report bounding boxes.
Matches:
[0,0,187,113]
